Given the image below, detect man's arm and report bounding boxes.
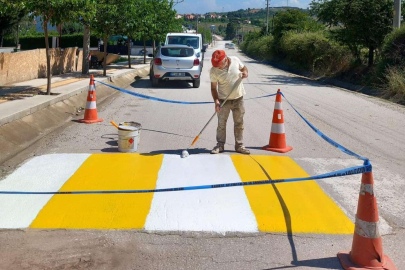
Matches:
[211,82,221,112]
[240,66,248,79]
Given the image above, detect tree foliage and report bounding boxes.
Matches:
[273,9,324,41]
[311,0,393,66]
[0,1,27,47]
[225,22,236,40]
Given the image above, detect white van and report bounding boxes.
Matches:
[165,33,207,67]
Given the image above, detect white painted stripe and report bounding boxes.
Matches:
[360,183,374,196]
[271,123,285,134]
[355,215,380,239]
[274,101,282,110]
[0,154,90,228]
[89,85,95,91]
[144,155,258,233]
[86,101,97,109]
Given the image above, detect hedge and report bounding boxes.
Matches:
[3,34,99,50]
[382,25,405,67]
[280,31,353,75]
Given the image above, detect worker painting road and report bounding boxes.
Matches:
[1,40,404,269]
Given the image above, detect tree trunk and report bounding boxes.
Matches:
[143,38,146,64]
[368,46,374,67]
[82,24,90,74]
[0,29,3,47]
[128,36,131,68]
[153,40,155,57]
[44,21,52,95]
[103,36,108,76]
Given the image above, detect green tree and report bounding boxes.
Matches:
[91,0,122,76]
[0,1,27,47]
[26,0,88,94]
[311,0,393,66]
[134,0,181,63]
[273,9,323,41]
[118,0,139,68]
[225,22,236,40]
[71,0,97,74]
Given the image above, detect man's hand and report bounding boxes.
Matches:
[215,100,221,112]
[240,66,248,79]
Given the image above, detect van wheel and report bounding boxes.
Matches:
[193,79,200,88]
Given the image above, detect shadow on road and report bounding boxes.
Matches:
[243,74,323,87]
[249,156,298,264]
[130,78,194,89]
[263,256,342,269]
[141,148,208,156]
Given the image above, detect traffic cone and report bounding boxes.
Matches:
[338,166,397,270]
[79,75,103,124]
[262,89,292,153]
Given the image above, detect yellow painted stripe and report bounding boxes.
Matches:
[231,155,354,234]
[30,153,163,229]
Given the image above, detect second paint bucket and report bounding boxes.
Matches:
[118,122,141,153]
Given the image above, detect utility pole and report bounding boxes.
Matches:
[196,16,198,33]
[266,0,269,34]
[393,0,401,28]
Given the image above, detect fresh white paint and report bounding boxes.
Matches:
[0,154,90,228]
[144,154,259,233]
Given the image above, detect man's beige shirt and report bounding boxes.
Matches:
[210,56,246,100]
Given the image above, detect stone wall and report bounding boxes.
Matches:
[0,47,78,86]
[76,50,83,72]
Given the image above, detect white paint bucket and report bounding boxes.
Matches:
[119,122,142,144]
[117,122,141,153]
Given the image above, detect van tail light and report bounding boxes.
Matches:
[193,59,200,66]
[154,58,162,65]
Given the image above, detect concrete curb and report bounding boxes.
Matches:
[0,65,150,165]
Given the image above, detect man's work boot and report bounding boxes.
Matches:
[235,145,250,155]
[211,144,224,154]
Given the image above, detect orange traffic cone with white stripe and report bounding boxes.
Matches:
[262,89,292,153]
[338,167,397,269]
[79,75,103,124]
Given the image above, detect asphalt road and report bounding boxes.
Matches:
[1,40,404,269]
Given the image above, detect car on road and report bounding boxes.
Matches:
[228,43,235,49]
[165,33,206,68]
[149,45,202,88]
[225,43,230,48]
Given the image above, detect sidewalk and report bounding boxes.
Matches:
[0,58,151,126]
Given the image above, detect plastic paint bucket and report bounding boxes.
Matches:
[118,122,141,153]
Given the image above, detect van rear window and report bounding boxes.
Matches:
[161,48,194,57]
[167,36,199,49]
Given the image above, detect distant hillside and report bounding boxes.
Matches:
[212,7,307,20]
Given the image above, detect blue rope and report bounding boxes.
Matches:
[280,92,369,162]
[0,164,371,195]
[95,80,277,105]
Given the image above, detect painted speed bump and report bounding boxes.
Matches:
[0,154,354,233]
[231,155,354,234]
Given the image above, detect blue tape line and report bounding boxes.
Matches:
[0,164,371,195]
[280,92,368,162]
[95,80,277,104]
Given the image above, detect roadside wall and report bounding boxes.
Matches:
[0,65,150,165]
[0,47,78,86]
[76,50,83,72]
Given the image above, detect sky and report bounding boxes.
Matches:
[173,0,311,14]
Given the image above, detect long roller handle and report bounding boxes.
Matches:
[188,77,243,148]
